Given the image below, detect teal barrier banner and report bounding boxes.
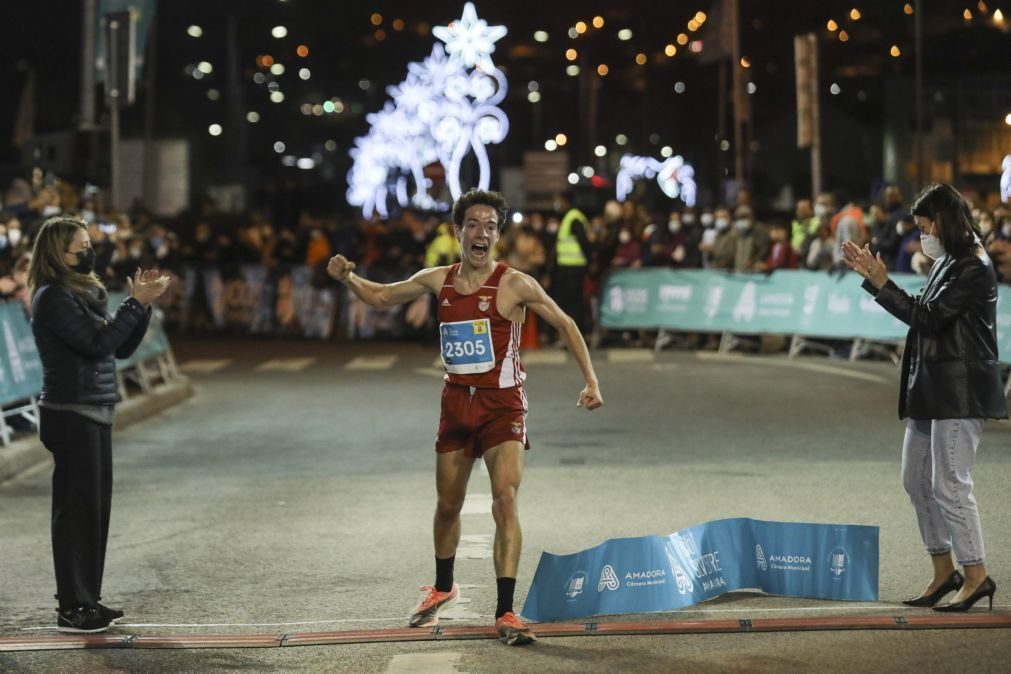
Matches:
[110,293,170,369]
[601,270,1011,363]
[522,518,879,622]
[0,303,44,405]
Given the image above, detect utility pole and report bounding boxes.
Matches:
[729,0,745,189]
[795,33,821,198]
[914,0,925,186]
[80,0,96,129]
[108,16,122,209]
[142,3,158,208]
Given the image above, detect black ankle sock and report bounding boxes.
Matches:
[435,556,455,592]
[495,577,516,618]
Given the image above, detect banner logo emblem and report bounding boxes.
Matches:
[565,571,587,599]
[829,547,848,577]
[755,544,767,571]
[598,565,620,592]
[664,541,694,594]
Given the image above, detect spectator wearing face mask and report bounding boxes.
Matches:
[699,206,731,268]
[711,205,770,273]
[674,208,704,269]
[609,223,643,269]
[642,212,678,268]
[894,214,922,274]
[986,209,1011,282]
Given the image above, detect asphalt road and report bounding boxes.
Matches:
[1,338,1009,673]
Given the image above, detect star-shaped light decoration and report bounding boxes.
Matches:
[432,2,507,72]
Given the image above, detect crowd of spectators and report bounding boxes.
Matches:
[2,169,1009,342]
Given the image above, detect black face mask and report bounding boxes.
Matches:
[70,247,97,274]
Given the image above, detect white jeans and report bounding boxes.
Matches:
[901,418,986,565]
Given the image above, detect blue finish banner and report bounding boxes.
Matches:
[522,518,879,622]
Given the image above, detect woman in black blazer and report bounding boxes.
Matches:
[28,217,169,633]
[843,184,1006,612]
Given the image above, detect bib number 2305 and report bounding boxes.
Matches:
[440,319,495,374]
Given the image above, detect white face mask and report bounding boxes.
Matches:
[920,234,945,260]
[896,222,906,236]
[700,213,715,227]
[81,209,96,223]
[618,230,632,244]
[682,214,696,225]
[715,217,730,231]
[7,229,21,246]
[1003,223,1011,238]
[814,204,830,217]
[734,219,751,232]
[668,219,682,233]
[42,205,61,216]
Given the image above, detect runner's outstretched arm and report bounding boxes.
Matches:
[510,272,603,410]
[327,254,445,308]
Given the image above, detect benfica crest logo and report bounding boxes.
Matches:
[478,295,492,312]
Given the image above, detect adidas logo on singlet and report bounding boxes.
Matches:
[441,299,451,306]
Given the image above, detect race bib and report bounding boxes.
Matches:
[440,319,495,374]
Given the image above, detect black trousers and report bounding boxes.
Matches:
[40,407,113,610]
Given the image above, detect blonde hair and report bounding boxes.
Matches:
[27,217,104,300]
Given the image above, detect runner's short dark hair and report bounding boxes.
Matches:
[452,189,509,232]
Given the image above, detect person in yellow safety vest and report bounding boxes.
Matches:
[790,198,820,255]
[425,222,461,268]
[547,193,593,336]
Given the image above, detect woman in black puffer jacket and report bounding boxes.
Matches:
[843,184,1007,614]
[28,217,170,634]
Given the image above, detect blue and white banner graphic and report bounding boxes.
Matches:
[522,518,879,622]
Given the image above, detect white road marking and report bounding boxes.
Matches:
[606,349,655,363]
[456,534,493,560]
[178,359,231,374]
[440,596,484,622]
[432,356,445,368]
[386,652,466,674]
[521,351,568,365]
[461,494,492,515]
[413,367,445,379]
[255,357,316,372]
[696,352,889,383]
[345,355,398,370]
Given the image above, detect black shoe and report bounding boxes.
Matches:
[57,607,111,634]
[97,603,125,624]
[934,576,997,612]
[901,570,964,607]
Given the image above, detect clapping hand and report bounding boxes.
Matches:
[841,241,889,289]
[127,268,171,306]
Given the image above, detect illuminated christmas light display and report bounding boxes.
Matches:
[615,154,697,207]
[346,3,509,218]
[1001,154,1011,204]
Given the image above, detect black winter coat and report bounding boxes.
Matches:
[31,284,151,405]
[863,247,1008,420]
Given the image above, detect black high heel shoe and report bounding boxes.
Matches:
[901,570,964,607]
[934,576,997,612]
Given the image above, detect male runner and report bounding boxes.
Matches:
[327,190,603,645]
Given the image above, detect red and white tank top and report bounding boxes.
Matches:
[438,262,525,389]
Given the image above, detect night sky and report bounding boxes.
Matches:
[3,1,1009,207]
